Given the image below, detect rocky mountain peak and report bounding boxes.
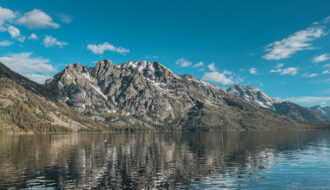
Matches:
[115,60,178,83]
[309,105,330,118]
[227,84,277,108]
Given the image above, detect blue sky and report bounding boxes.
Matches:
[0,0,330,106]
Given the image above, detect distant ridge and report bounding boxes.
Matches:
[227,85,330,124]
[309,105,330,118]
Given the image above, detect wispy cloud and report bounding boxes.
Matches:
[6,25,25,42]
[87,42,129,55]
[7,25,20,38]
[263,17,329,60]
[322,70,330,74]
[58,13,73,24]
[283,96,330,106]
[0,52,55,83]
[312,53,329,63]
[323,64,330,74]
[249,67,257,74]
[17,9,59,29]
[193,61,204,68]
[207,63,216,71]
[175,58,192,67]
[43,35,67,48]
[302,73,319,78]
[270,64,298,75]
[28,33,37,40]
[0,40,12,46]
[146,55,158,60]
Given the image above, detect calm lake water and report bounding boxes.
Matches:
[0,130,330,189]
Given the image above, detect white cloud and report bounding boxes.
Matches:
[322,70,330,74]
[87,42,130,55]
[58,13,73,24]
[324,64,330,68]
[0,52,55,83]
[17,9,59,29]
[28,33,37,40]
[0,6,16,25]
[7,25,20,38]
[146,55,158,59]
[239,68,246,72]
[284,96,330,106]
[270,64,298,75]
[223,70,232,75]
[17,36,26,43]
[6,25,25,42]
[24,73,52,84]
[249,67,257,74]
[302,73,318,78]
[43,35,67,48]
[263,19,327,60]
[207,63,216,71]
[175,58,192,67]
[193,61,204,68]
[312,54,329,63]
[0,40,12,46]
[202,62,236,85]
[202,71,234,85]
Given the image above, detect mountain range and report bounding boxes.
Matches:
[309,105,330,118]
[0,60,328,133]
[227,85,330,124]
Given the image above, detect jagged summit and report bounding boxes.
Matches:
[309,105,330,118]
[227,84,278,108]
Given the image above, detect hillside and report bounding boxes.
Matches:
[0,62,106,134]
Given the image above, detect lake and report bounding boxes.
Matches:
[0,130,330,189]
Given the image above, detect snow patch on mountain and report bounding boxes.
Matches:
[227,85,278,108]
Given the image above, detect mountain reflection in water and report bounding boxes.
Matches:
[0,130,330,189]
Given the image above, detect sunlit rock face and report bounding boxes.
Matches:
[46,59,305,130]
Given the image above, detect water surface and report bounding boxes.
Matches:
[0,130,330,189]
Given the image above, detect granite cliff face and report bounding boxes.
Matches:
[46,59,309,130]
[227,85,330,124]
